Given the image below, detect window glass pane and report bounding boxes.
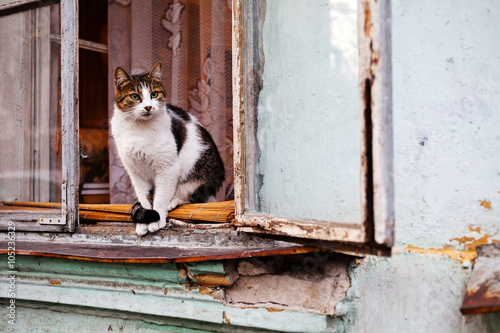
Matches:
[245,0,361,224]
[0,5,61,203]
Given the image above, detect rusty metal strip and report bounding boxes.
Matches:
[461,244,500,315]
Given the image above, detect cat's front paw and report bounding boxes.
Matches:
[167,198,180,211]
[136,223,149,236]
[148,217,167,233]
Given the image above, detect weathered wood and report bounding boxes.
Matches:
[359,0,394,246]
[60,0,79,231]
[0,208,66,232]
[0,0,58,18]
[0,240,317,263]
[234,214,363,243]
[50,34,108,54]
[232,0,245,219]
[241,0,266,214]
[232,0,393,252]
[209,0,228,202]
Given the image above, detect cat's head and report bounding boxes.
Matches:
[113,62,166,121]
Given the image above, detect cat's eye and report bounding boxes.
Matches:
[130,93,141,101]
[151,91,159,98]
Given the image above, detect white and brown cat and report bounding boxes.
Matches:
[111,62,225,235]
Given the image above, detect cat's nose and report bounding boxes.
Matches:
[144,106,152,112]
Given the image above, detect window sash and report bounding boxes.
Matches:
[0,0,59,18]
[231,0,394,250]
[0,0,79,232]
[60,0,79,232]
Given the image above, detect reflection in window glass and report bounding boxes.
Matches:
[0,5,61,202]
[246,0,361,223]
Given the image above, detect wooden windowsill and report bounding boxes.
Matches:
[0,222,318,263]
[0,239,316,263]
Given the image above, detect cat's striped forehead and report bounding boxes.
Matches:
[118,73,164,95]
[128,73,163,91]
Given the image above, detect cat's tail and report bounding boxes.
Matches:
[131,200,160,223]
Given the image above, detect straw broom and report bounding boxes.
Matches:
[1,200,234,224]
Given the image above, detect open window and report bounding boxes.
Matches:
[232,0,394,254]
[0,0,109,232]
[0,0,393,257]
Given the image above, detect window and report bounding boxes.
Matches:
[0,0,393,256]
[0,0,78,232]
[232,0,394,253]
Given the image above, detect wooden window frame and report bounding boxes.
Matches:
[231,0,394,254]
[0,0,79,232]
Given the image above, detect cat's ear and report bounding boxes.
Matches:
[114,66,132,89]
[148,61,163,82]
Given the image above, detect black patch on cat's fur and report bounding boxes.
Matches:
[167,104,191,121]
[131,200,160,224]
[171,116,187,154]
[184,124,225,203]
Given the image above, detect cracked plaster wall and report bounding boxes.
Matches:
[222,254,352,316]
[326,1,500,332]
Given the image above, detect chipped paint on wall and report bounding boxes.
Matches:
[397,246,476,265]
[392,226,500,266]
[450,226,499,251]
[479,199,492,210]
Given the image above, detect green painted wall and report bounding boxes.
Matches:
[0,255,330,332]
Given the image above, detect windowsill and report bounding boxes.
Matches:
[0,224,318,263]
[0,201,379,260]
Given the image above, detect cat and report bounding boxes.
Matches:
[111,61,225,235]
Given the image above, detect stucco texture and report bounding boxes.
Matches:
[391,0,500,250]
[334,1,500,332]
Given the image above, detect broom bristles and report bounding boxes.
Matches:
[1,200,234,223]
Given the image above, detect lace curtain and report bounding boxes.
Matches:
[108,0,233,203]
